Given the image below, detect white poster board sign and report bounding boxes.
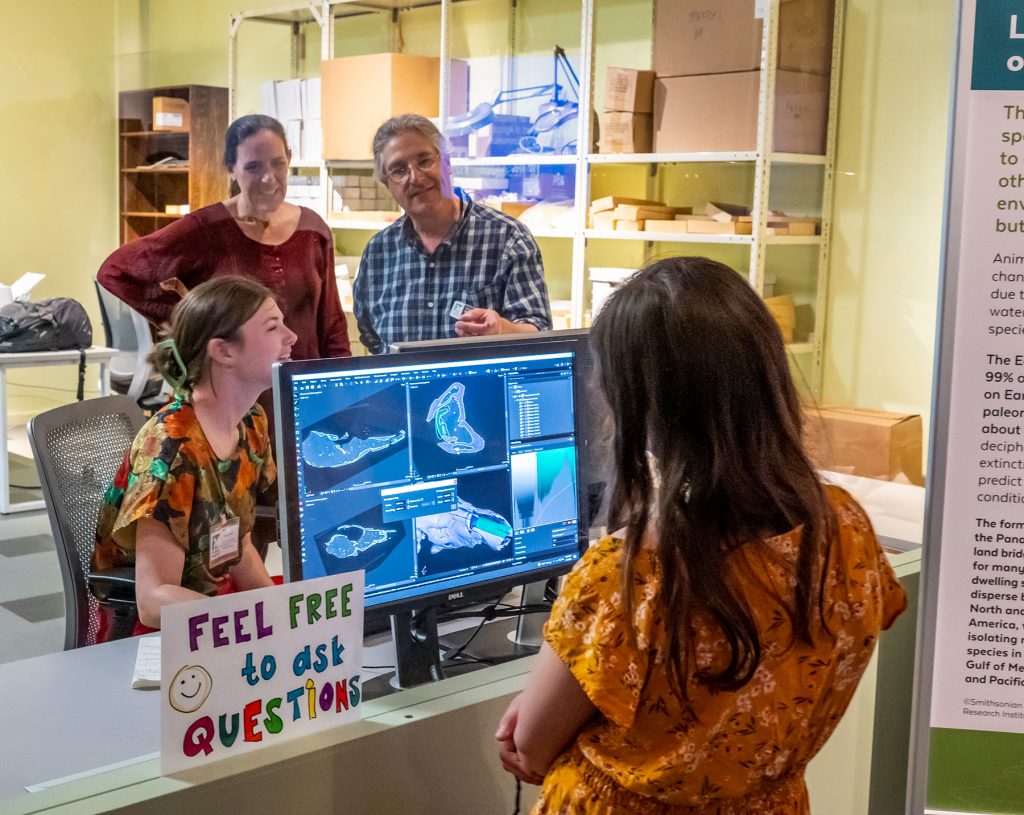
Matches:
[911,1,1024,811]
[160,572,363,774]
[928,2,1024,734]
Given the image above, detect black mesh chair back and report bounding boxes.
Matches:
[28,395,146,649]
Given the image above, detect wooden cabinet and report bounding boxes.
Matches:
[118,85,229,244]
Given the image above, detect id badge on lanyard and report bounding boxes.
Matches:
[208,515,241,570]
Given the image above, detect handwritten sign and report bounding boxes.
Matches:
[160,571,364,774]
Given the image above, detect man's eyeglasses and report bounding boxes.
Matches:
[384,153,439,184]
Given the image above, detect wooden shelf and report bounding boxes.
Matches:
[121,167,190,174]
[121,211,184,219]
[119,130,191,138]
[118,85,228,244]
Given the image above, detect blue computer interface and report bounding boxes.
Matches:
[287,352,580,607]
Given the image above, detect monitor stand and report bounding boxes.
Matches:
[362,607,485,700]
[362,583,550,700]
[437,580,549,662]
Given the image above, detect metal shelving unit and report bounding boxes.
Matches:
[227,0,841,388]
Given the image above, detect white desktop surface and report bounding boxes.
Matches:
[820,470,926,548]
[0,618,535,814]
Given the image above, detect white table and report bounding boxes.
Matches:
[0,346,117,514]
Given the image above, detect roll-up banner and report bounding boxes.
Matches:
[912,2,1024,812]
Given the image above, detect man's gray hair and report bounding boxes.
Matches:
[372,114,448,182]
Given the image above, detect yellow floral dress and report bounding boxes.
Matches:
[536,485,907,815]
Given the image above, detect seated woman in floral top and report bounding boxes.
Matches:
[92,276,297,634]
[496,257,908,814]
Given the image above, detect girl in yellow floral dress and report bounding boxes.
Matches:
[93,276,297,633]
[496,257,907,814]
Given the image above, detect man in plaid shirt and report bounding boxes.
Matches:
[353,114,552,354]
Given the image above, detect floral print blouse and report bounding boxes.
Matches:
[536,485,907,815]
[92,399,275,596]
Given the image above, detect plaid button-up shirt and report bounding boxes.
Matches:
[353,190,551,354]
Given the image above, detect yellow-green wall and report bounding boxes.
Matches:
[0,2,118,422]
[825,0,957,460]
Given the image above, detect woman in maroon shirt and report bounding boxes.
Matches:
[98,114,351,368]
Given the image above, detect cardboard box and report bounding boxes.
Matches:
[614,204,688,220]
[803,406,924,486]
[604,67,656,113]
[321,53,469,160]
[598,112,653,153]
[653,70,828,154]
[302,77,322,120]
[653,0,834,78]
[779,0,835,75]
[152,97,190,132]
[685,218,753,235]
[275,79,303,121]
[591,195,664,213]
[301,118,322,163]
[654,0,762,77]
[643,219,690,233]
[499,201,533,218]
[590,210,617,230]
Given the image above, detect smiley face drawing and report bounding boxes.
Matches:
[169,665,212,713]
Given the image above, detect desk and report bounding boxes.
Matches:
[0,629,540,815]
[0,346,116,513]
[0,479,925,815]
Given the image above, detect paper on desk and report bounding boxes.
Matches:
[132,636,161,689]
[11,273,44,301]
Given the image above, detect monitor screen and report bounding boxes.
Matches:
[391,328,606,531]
[272,341,586,618]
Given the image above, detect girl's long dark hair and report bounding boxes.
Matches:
[590,257,836,698]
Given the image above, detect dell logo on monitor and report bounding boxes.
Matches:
[447,591,465,601]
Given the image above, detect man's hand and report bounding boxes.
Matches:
[455,308,539,337]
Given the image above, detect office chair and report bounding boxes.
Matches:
[28,395,146,649]
[94,280,169,411]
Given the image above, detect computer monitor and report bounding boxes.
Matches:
[273,340,586,688]
[391,329,606,532]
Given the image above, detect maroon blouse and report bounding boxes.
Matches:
[98,203,351,361]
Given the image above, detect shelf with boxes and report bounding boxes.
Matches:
[223,0,837,384]
[576,0,841,392]
[117,85,229,244]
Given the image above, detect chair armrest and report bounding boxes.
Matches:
[89,566,136,604]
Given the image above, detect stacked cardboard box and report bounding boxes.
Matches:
[285,174,322,208]
[651,0,833,155]
[588,196,692,232]
[803,405,925,486]
[261,78,321,162]
[330,173,398,217]
[589,267,638,316]
[598,67,654,153]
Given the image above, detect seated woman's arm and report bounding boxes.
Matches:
[230,533,275,591]
[496,642,597,783]
[134,517,207,629]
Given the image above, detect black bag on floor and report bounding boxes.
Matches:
[0,298,93,398]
